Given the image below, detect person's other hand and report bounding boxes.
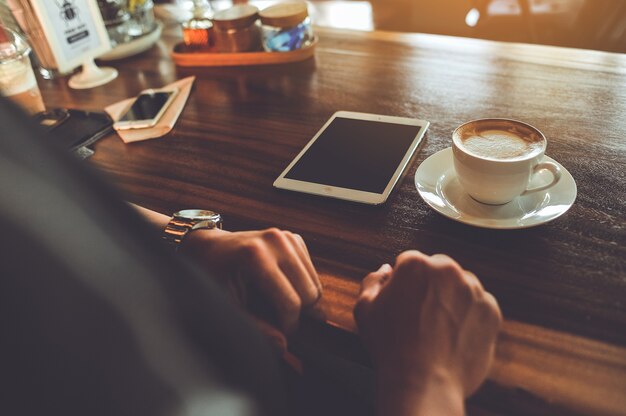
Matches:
[354,251,502,415]
[180,228,322,333]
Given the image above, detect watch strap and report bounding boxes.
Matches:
[162,218,194,245]
[162,210,222,248]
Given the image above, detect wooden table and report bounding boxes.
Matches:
[38,24,626,416]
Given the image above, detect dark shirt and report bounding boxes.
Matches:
[0,99,286,416]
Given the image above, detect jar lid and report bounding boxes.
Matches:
[0,27,31,64]
[259,2,309,28]
[213,5,259,30]
[182,18,213,31]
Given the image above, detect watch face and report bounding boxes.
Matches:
[174,209,221,221]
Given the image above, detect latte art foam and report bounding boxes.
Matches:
[455,121,544,160]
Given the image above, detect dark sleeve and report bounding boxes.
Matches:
[0,99,287,416]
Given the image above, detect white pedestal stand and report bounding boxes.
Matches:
[68,58,118,89]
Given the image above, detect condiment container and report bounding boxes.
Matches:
[212,5,261,53]
[182,18,213,49]
[259,2,313,52]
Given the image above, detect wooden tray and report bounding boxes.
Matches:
[171,37,317,67]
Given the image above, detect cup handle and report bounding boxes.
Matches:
[522,161,562,195]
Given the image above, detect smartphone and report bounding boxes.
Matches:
[34,108,113,150]
[114,88,178,130]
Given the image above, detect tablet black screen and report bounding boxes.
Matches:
[284,117,423,193]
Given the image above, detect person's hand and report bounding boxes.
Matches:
[354,251,502,416]
[180,228,322,333]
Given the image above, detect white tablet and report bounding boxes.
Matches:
[274,111,429,205]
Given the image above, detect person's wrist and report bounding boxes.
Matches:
[179,227,228,252]
[376,364,464,416]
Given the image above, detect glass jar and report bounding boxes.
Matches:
[182,18,213,50]
[97,0,131,47]
[126,0,155,38]
[259,2,313,52]
[187,0,213,19]
[212,5,261,53]
[181,0,214,50]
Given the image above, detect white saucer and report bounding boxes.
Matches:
[414,148,577,229]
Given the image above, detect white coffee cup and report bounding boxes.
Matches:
[452,118,561,205]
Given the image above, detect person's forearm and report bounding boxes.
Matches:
[376,369,464,416]
[129,203,171,230]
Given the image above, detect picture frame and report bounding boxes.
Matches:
[28,0,111,74]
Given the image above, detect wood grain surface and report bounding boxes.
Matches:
[38,24,626,415]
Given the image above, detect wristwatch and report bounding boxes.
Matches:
[162,209,223,248]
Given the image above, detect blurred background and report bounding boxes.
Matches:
[158,0,625,52]
[364,0,624,53]
[1,0,624,57]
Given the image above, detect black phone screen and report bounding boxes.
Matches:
[119,92,174,122]
[34,109,113,150]
[284,117,423,193]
